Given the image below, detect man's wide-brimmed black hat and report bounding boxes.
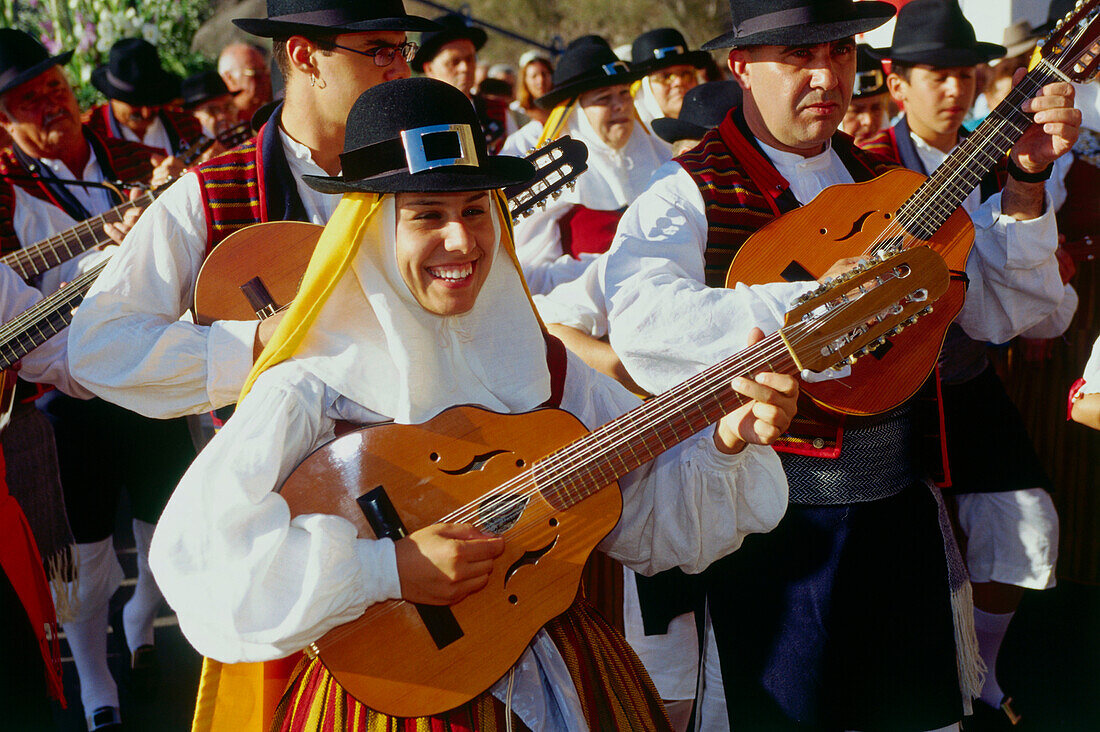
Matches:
[181,70,241,109]
[91,38,181,106]
[0,29,74,97]
[303,77,534,194]
[535,36,647,110]
[411,13,488,72]
[652,80,743,143]
[872,0,1005,68]
[631,28,710,76]
[853,43,887,98]
[702,0,894,51]
[234,0,437,38]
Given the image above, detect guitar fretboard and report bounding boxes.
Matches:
[1,193,152,281]
[890,63,1058,243]
[0,260,108,370]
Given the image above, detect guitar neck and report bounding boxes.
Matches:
[1,191,154,281]
[0,259,109,370]
[533,335,798,509]
[893,63,1059,241]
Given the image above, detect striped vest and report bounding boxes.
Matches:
[192,106,308,255]
[0,127,161,255]
[677,108,894,287]
[85,104,203,157]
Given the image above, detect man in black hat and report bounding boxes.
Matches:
[600,0,1080,729]
[180,69,245,161]
[861,1,1076,725]
[69,0,438,420]
[412,13,510,153]
[630,28,710,145]
[0,27,193,732]
[147,74,796,732]
[652,79,744,155]
[85,38,203,159]
[840,43,890,147]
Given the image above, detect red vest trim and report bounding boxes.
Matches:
[193,137,265,253]
[558,205,624,259]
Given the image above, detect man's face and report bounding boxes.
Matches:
[314,31,412,129]
[0,67,83,159]
[193,94,239,138]
[889,65,976,143]
[730,39,857,155]
[841,92,889,146]
[423,39,477,97]
[221,46,273,120]
[110,99,163,139]
[648,64,698,118]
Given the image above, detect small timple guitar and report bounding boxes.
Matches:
[278,246,951,717]
[724,0,1100,416]
[192,137,589,325]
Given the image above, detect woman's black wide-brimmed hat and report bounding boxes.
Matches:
[702,0,895,51]
[535,36,647,110]
[853,43,887,98]
[303,77,535,194]
[181,70,241,109]
[91,38,182,106]
[233,0,437,38]
[631,28,711,76]
[651,81,742,143]
[0,29,74,97]
[871,0,1005,67]
[410,13,488,72]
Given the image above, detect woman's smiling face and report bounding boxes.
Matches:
[394,190,496,316]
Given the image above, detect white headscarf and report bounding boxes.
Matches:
[290,195,552,424]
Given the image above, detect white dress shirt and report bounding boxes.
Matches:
[603,139,1066,395]
[68,128,341,418]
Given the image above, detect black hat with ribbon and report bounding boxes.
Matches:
[303,77,534,194]
[91,38,182,106]
[651,80,743,143]
[853,43,887,98]
[233,0,437,38]
[535,36,647,109]
[181,70,241,109]
[702,0,894,51]
[872,0,1005,67]
[630,28,710,75]
[410,13,488,72]
[0,29,74,97]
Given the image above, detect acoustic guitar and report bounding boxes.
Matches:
[725,0,1100,416]
[0,121,252,283]
[278,246,950,717]
[0,259,109,430]
[192,137,589,325]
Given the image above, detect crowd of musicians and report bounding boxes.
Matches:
[1,0,1098,730]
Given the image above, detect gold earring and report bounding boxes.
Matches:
[316,75,326,89]
[310,74,317,87]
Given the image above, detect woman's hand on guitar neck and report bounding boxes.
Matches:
[394,523,505,605]
[713,328,799,455]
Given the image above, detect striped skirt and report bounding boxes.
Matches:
[272,599,672,732]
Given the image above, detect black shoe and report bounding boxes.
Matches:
[87,705,122,731]
[964,696,1023,731]
[130,643,161,699]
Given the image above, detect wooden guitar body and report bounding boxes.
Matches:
[726,168,972,415]
[278,405,622,718]
[193,221,323,325]
[0,370,16,433]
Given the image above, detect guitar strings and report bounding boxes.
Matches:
[312,291,897,645]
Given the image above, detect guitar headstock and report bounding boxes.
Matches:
[781,247,951,374]
[1038,0,1100,84]
[504,137,589,223]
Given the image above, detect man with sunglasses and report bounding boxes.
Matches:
[68,0,439,419]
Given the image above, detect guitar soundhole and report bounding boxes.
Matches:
[508,595,518,605]
[479,493,529,534]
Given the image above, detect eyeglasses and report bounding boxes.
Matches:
[330,41,420,68]
[651,69,697,86]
